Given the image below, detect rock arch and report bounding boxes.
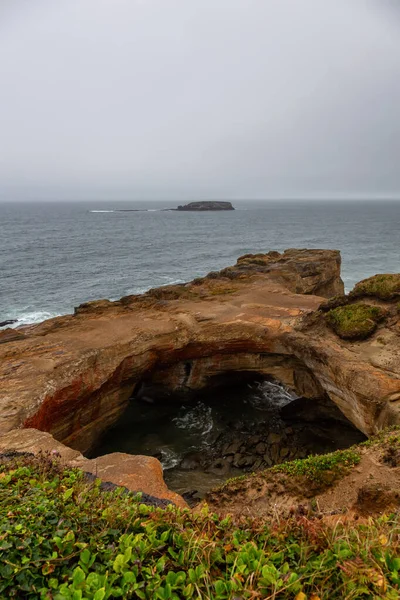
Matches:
[1,249,399,455]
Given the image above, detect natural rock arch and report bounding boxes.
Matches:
[1,249,399,456]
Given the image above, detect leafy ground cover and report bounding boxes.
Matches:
[1,451,400,599]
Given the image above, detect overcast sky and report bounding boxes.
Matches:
[1,0,400,201]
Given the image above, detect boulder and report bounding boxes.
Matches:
[0,429,186,508]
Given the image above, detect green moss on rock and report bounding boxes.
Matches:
[319,294,349,312]
[351,274,400,301]
[325,303,385,340]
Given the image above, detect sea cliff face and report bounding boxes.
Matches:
[0,248,399,460]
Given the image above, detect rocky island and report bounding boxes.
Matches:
[174,201,235,211]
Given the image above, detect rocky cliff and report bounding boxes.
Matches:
[0,248,399,461]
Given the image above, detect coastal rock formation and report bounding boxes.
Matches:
[205,428,400,520]
[0,328,26,344]
[175,201,234,211]
[0,248,399,461]
[0,428,186,507]
[0,319,17,328]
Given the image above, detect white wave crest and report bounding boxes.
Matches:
[250,380,296,409]
[90,210,115,213]
[1,311,62,329]
[173,403,214,436]
[159,447,181,470]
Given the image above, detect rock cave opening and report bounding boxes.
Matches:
[89,369,366,504]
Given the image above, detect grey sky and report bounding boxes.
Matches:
[1,0,400,201]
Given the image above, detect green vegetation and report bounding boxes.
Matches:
[270,447,361,483]
[218,446,362,495]
[360,427,400,449]
[325,303,384,340]
[2,452,400,599]
[318,295,349,313]
[351,274,400,301]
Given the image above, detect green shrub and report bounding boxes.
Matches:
[270,447,361,483]
[1,453,400,599]
[351,274,400,301]
[325,303,384,340]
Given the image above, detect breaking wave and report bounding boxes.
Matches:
[1,311,62,329]
[173,403,214,437]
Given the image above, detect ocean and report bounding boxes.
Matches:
[1,199,400,328]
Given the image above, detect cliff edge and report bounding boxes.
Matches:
[0,248,399,461]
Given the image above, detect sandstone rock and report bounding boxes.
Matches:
[237,455,255,468]
[355,482,400,515]
[264,452,273,467]
[270,444,280,463]
[255,442,267,455]
[248,436,262,446]
[267,432,282,444]
[233,453,243,468]
[0,248,399,459]
[89,453,186,508]
[280,447,290,459]
[0,328,26,344]
[222,441,241,455]
[0,429,186,508]
[253,458,263,470]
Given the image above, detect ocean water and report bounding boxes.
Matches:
[1,199,400,327]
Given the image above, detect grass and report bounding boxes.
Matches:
[351,274,400,301]
[216,446,363,501]
[325,303,384,340]
[269,448,361,483]
[3,434,400,599]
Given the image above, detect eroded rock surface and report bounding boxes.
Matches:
[0,428,186,507]
[205,429,400,520]
[0,248,399,457]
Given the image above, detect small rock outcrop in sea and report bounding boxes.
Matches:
[175,201,235,211]
[0,319,17,328]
